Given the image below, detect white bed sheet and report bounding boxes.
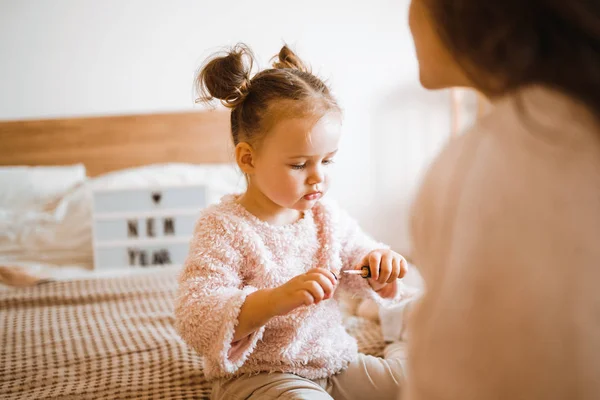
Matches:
[0,261,179,291]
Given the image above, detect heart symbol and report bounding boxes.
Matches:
[152,192,162,205]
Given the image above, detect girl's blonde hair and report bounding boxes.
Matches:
[195,43,341,147]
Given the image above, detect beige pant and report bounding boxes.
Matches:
[211,343,407,400]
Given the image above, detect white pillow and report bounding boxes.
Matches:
[0,164,86,210]
[0,163,245,268]
[88,163,245,205]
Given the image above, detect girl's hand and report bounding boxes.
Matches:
[355,249,407,294]
[270,268,338,316]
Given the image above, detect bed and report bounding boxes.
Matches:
[0,110,387,399]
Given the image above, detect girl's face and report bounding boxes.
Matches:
[409,0,472,89]
[250,113,342,212]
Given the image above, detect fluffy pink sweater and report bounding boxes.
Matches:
[174,195,402,381]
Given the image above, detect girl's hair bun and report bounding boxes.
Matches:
[195,43,255,108]
[272,45,310,73]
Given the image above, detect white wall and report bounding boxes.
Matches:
[0,0,456,254]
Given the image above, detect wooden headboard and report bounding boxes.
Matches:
[0,110,233,176]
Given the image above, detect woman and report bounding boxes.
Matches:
[406,1,600,399]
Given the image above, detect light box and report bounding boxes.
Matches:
[92,184,206,270]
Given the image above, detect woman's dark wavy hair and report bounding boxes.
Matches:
[425,0,600,116]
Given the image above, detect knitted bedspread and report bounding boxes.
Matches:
[0,267,385,399]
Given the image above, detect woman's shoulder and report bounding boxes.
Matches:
[417,86,600,201]
[412,86,600,238]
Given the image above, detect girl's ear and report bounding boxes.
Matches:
[235,142,255,174]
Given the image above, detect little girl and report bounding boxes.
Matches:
[175,43,414,400]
